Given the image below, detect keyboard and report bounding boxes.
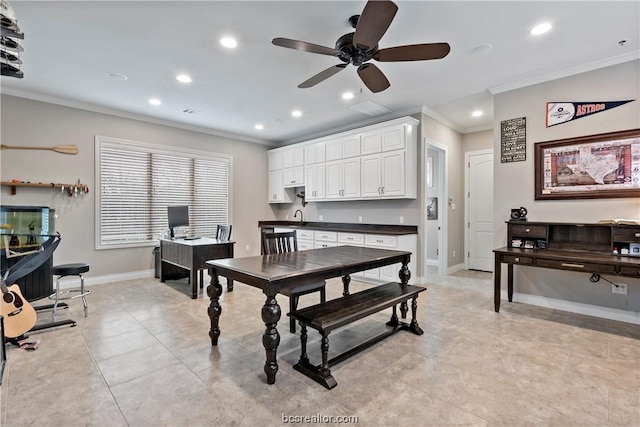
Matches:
[184,236,201,240]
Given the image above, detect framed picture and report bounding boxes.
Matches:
[534,129,640,200]
[427,197,438,220]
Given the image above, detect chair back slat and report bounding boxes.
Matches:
[262,230,298,254]
[216,225,232,241]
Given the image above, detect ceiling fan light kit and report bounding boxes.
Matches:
[272,0,450,93]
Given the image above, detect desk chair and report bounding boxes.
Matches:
[261,230,326,333]
[216,225,232,241]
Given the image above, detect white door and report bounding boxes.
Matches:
[467,150,494,271]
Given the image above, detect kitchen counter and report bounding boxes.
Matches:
[258,221,417,235]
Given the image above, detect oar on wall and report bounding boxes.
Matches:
[0,144,79,155]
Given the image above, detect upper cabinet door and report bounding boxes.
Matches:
[268,151,283,171]
[382,125,405,152]
[361,130,382,155]
[342,135,361,159]
[325,138,342,162]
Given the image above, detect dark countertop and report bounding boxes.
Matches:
[258,221,418,235]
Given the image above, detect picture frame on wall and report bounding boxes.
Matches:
[534,128,640,200]
[427,197,438,220]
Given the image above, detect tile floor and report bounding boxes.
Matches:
[1,270,638,427]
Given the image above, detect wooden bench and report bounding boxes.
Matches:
[288,282,426,389]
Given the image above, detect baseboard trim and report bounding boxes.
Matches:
[446,263,465,275]
[57,269,155,289]
[502,291,640,325]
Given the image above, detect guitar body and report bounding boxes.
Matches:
[1,284,37,338]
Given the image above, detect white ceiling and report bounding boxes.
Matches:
[2,1,638,146]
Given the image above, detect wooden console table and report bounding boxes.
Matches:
[494,221,640,312]
[160,237,234,299]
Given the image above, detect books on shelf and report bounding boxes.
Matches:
[597,218,640,225]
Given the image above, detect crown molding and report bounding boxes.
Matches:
[489,51,640,95]
[0,88,277,147]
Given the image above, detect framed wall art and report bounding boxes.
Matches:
[534,128,640,200]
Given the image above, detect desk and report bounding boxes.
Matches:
[493,246,640,312]
[206,245,411,385]
[160,238,234,299]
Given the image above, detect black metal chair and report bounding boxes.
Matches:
[261,230,326,333]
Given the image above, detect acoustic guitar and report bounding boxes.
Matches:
[0,277,37,338]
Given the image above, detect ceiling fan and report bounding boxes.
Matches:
[272,0,450,93]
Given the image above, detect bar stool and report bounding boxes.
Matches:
[49,263,90,319]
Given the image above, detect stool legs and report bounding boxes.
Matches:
[51,273,90,319]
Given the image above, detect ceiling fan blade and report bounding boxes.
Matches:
[357,63,390,93]
[374,43,451,62]
[272,37,339,56]
[353,0,398,50]
[298,64,348,88]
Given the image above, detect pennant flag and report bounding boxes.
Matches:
[546,100,634,127]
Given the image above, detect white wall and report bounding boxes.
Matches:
[493,60,640,313]
[0,95,275,278]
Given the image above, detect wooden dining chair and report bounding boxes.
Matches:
[216,224,232,241]
[261,230,326,333]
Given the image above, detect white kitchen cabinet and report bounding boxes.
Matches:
[361,151,406,198]
[267,116,418,203]
[305,163,326,201]
[326,158,360,199]
[282,146,304,187]
[268,170,293,203]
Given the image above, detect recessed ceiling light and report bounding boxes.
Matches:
[291,110,302,117]
[471,110,483,117]
[176,74,192,83]
[220,37,237,49]
[470,43,493,55]
[255,124,264,130]
[342,92,354,100]
[530,23,552,36]
[108,72,127,81]
[148,98,161,106]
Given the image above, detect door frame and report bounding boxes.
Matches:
[422,138,447,276]
[464,148,494,270]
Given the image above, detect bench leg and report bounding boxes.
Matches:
[320,333,331,378]
[386,305,399,328]
[409,294,424,335]
[399,262,411,318]
[298,324,309,365]
[341,274,351,296]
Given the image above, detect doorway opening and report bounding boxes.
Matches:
[423,139,447,277]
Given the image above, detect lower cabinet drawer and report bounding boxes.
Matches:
[501,255,533,265]
[510,224,547,238]
[536,258,616,274]
[297,239,314,251]
[315,231,338,242]
[315,242,338,249]
[338,232,365,245]
[619,266,640,277]
[365,234,397,248]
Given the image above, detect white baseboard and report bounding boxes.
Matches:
[57,269,155,289]
[446,263,465,275]
[502,290,640,325]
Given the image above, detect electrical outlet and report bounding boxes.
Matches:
[612,283,628,295]
[245,245,250,251]
[358,216,363,223]
[452,250,456,258]
[319,215,323,221]
[399,216,404,224]
[285,214,288,220]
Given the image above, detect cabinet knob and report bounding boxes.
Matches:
[635,233,640,238]
[525,228,530,233]
[515,257,520,262]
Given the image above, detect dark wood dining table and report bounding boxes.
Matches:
[205,245,412,385]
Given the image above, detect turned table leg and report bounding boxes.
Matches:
[399,260,411,318]
[342,274,351,296]
[261,294,281,384]
[207,269,223,345]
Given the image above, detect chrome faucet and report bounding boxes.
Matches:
[294,209,303,223]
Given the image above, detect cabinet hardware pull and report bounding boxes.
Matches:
[561,263,584,268]
[525,228,530,232]
[514,257,520,262]
[635,233,640,238]
[381,187,384,194]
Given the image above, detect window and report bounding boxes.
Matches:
[95,136,231,249]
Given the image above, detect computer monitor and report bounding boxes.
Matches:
[167,205,189,239]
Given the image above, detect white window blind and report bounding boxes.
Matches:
[95,136,231,249]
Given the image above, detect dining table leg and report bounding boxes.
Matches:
[262,294,281,384]
[207,269,223,346]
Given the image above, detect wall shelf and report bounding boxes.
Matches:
[1,181,88,196]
